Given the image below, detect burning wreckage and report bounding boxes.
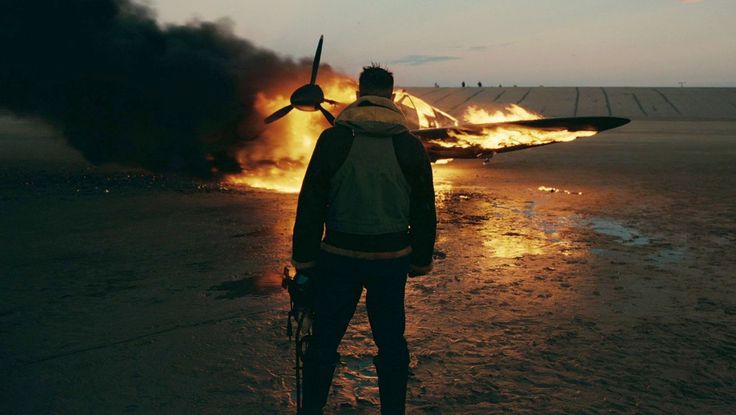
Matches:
[245,36,630,191]
[0,0,629,194]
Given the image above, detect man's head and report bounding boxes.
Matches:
[358,64,394,99]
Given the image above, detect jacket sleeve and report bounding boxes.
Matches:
[291,131,332,270]
[408,140,437,274]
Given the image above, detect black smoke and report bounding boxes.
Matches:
[0,0,315,177]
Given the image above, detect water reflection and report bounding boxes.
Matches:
[482,231,547,258]
[433,164,580,261]
[431,163,455,210]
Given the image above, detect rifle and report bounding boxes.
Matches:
[282,266,314,413]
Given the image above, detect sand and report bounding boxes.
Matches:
[2,93,736,414]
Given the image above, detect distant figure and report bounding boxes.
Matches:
[477,81,482,87]
[461,81,466,88]
[498,83,502,87]
[434,82,439,88]
[293,64,437,415]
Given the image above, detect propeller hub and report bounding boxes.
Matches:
[263,35,336,125]
[291,84,324,111]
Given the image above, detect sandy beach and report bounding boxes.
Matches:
[2,90,736,413]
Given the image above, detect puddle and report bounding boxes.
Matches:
[482,232,547,258]
[524,201,535,219]
[480,215,576,259]
[648,246,686,267]
[587,217,686,267]
[588,218,650,246]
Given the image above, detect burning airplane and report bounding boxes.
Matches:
[236,36,630,191]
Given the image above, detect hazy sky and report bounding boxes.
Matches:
[150,0,735,87]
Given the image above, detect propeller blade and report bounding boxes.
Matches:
[318,105,335,125]
[323,98,338,105]
[310,35,323,85]
[264,105,294,124]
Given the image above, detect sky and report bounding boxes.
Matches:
[150,0,736,87]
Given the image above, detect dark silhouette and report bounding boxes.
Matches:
[478,81,483,87]
[461,81,466,88]
[263,36,336,126]
[292,64,437,414]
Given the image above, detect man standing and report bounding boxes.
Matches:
[291,65,436,415]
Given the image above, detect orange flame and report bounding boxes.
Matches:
[227,78,597,193]
[463,104,540,123]
[228,74,356,193]
[435,104,597,150]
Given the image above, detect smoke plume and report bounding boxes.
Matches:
[0,0,319,177]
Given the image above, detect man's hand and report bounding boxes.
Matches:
[408,263,432,278]
[289,268,317,310]
[296,266,318,280]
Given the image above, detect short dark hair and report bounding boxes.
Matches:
[358,64,394,98]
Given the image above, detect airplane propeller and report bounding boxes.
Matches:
[263,35,337,125]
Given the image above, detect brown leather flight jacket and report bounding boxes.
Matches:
[291,96,436,275]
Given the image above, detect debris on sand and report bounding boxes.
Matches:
[538,186,582,195]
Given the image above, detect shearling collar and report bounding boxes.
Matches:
[335,95,409,136]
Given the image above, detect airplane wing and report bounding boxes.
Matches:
[411,116,630,159]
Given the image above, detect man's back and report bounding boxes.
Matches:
[327,128,411,236]
[292,95,435,273]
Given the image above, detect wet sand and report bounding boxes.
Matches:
[2,116,736,414]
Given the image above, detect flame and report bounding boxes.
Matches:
[538,186,583,195]
[226,79,597,193]
[226,75,459,193]
[464,104,540,124]
[227,74,357,193]
[434,104,597,151]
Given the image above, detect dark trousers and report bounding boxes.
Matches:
[301,250,410,415]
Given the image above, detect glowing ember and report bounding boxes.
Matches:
[434,158,454,165]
